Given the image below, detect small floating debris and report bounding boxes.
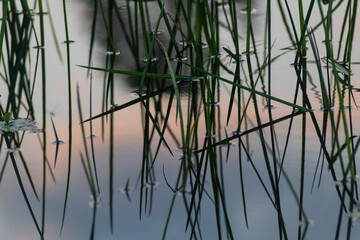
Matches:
[52,140,64,145]
[177,147,195,153]
[241,50,255,55]
[210,101,220,107]
[62,40,75,44]
[89,193,103,208]
[106,50,121,56]
[177,146,184,152]
[205,134,217,139]
[230,58,245,64]
[22,10,36,16]
[119,178,133,202]
[230,57,245,64]
[88,200,103,208]
[119,186,133,194]
[7,148,20,153]
[176,147,196,160]
[348,209,360,224]
[290,62,300,67]
[321,40,333,45]
[118,5,128,10]
[142,57,159,63]
[240,8,257,14]
[150,29,163,36]
[335,175,360,186]
[299,219,314,226]
[190,77,203,82]
[178,40,190,47]
[319,106,334,112]
[35,12,49,15]
[264,104,276,110]
[211,0,229,6]
[200,42,208,49]
[176,187,192,196]
[221,141,233,147]
[14,10,24,14]
[280,46,297,51]
[171,56,188,62]
[131,89,147,97]
[146,181,159,188]
[30,129,43,134]
[33,45,44,49]
[232,130,242,137]
[111,103,120,109]
[87,134,97,139]
[210,54,223,59]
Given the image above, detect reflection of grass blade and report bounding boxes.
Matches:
[141,100,173,157]
[77,84,98,239]
[89,69,100,192]
[77,85,95,191]
[124,178,132,203]
[50,116,60,168]
[224,129,230,162]
[0,154,9,183]
[237,139,248,228]
[80,153,97,240]
[331,136,358,165]
[19,151,39,201]
[151,91,175,167]
[4,135,43,239]
[240,140,275,206]
[83,80,188,123]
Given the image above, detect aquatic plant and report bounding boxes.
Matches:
[0,117,41,134]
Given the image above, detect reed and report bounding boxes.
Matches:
[2,0,360,239]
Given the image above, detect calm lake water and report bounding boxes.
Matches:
[1,0,360,239]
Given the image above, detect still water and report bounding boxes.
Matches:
[1,0,360,239]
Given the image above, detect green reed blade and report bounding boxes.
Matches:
[45,0,62,61]
[78,64,200,81]
[60,0,74,234]
[178,60,311,112]
[194,109,302,153]
[86,0,98,76]
[0,0,9,64]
